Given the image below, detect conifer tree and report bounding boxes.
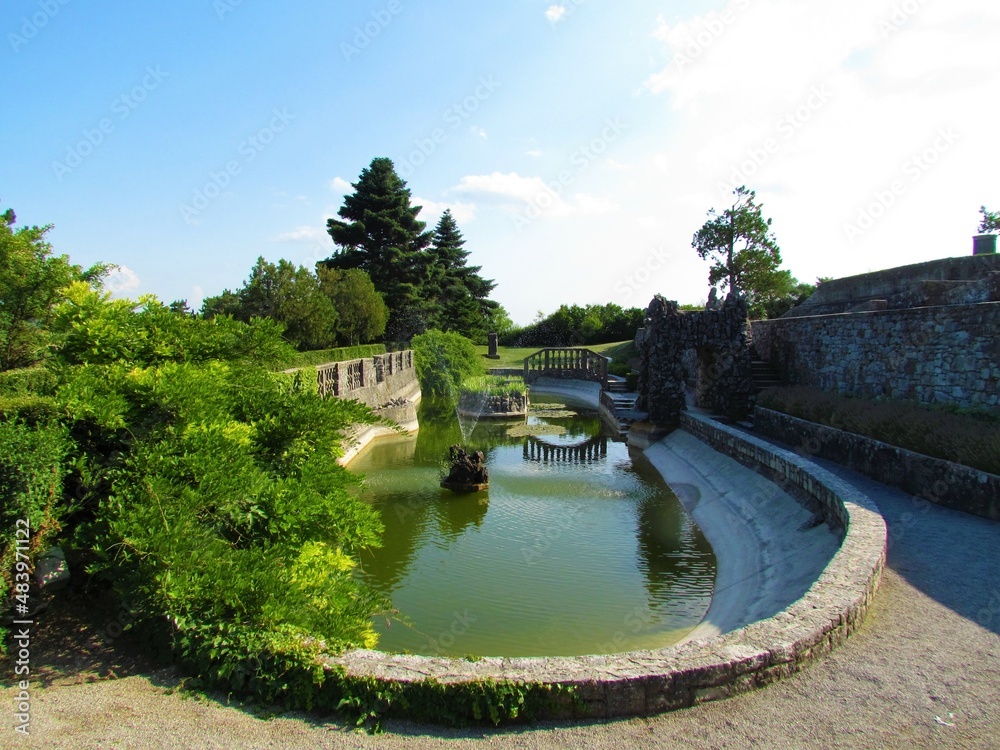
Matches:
[322,158,431,342]
[425,209,498,342]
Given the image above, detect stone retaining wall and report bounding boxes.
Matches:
[753,407,1000,521]
[324,411,887,722]
[752,302,1000,411]
[784,253,1000,317]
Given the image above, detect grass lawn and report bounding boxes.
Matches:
[474,340,634,369]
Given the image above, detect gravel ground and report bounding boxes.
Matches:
[3,454,999,749]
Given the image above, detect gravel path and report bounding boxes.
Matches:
[3,454,999,749]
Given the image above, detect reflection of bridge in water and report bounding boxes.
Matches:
[523,435,609,464]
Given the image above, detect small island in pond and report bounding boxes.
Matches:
[441,444,489,492]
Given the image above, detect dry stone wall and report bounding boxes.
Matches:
[752,302,1000,410]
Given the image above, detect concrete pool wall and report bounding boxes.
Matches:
[325,382,887,720]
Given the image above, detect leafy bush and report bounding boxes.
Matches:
[52,282,294,368]
[62,360,388,671]
[0,367,58,396]
[0,420,70,652]
[412,330,484,400]
[757,386,1000,474]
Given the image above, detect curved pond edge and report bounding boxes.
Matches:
[322,394,888,722]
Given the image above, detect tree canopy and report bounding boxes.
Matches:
[691,185,787,319]
[317,267,388,346]
[425,209,498,342]
[979,205,1000,234]
[0,207,105,370]
[322,158,432,342]
[321,159,504,345]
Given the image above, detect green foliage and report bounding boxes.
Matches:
[758,386,1000,474]
[501,303,644,347]
[53,283,295,367]
[412,330,484,400]
[323,158,433,343]
[0,208,106,370]
[460,375,527,399]
[317,267,389,346]
[202,257,338,351]
[0,366,58,396]
[760,276,819,319]
[424,210,498,344]
[327,675,575,730]
[280,344,386,370]
[979,205,1000,234]
[692,185,788,319]
[63,359,388,666]
[0,419,70,652]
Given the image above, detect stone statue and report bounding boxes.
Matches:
[706,287,723,310]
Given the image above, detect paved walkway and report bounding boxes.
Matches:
[3,441,999,748]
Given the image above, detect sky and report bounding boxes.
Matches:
[2,0,999,325]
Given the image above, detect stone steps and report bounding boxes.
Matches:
[751,359,781,392]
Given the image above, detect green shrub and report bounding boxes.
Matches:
[0,420,70,652]
[607,361,630,377]
[0,367,58,397]
[412,330,484,400]
[757,386,1000,474]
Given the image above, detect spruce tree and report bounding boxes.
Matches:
[426,209,498,342]
[322,158,431,342]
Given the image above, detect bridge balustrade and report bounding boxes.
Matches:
[523,348,609,388]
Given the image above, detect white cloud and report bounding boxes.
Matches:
[525,149,544,158]
[329,176,352,192]
[471,126,488,139]
[274,225,328,243]
[606,0,1000,315]
[104,265,141,298]
[413,196,477,224]
[454,172,575,217]
[545,5,567,23]
[573,193,619,215]
[450,172,619,221]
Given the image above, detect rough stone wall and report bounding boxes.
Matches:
[637,295,755,425]
[752,303,1000,410]
[784,253,1000,317]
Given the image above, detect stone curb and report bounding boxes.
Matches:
[326,410,888,721]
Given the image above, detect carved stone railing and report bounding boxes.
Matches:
[312,350,416,400]
[523,348,609,388]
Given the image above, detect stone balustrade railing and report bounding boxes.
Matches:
[524,348,609,388]
[312,350,414,399]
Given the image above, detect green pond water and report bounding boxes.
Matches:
[348,395,716,658]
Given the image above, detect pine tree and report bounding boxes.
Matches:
[322,158,431,342]
[425,209,498,343]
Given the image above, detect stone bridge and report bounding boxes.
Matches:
[523,347,609,388]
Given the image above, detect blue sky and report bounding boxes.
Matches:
[3,0,998,324]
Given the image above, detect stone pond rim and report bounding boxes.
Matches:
[325,406,888,723]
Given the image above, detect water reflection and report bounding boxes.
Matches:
[349,396,716,657]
